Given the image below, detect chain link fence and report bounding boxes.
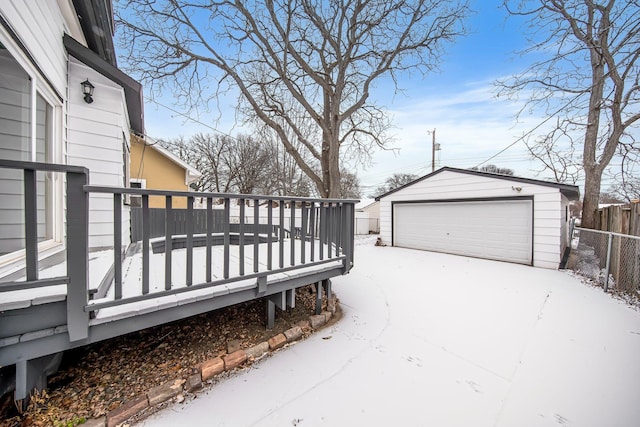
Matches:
[570,227,640,297]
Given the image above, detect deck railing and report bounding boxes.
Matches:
[0,159,90,341]
[0,159,356,343]
[92,188,355,298]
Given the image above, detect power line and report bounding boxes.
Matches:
[474,95,584,168]
[145,97,242,142]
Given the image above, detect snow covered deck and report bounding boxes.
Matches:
[0,158,357,402]
[90,239,343,324]
[0,239,343,318]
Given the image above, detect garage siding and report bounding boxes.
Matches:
[379,170,563,269]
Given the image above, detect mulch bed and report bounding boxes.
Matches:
[1,284,331,426]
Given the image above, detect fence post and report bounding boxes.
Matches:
[66,170,90,341]
[604,232,613,292]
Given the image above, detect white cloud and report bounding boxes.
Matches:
[356,81,554,192]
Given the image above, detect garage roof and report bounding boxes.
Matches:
[375,167,580,201]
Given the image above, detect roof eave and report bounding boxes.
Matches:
[71,0,116,65]
[376,167,580,201]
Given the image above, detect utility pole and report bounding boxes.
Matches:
[430,128,440,172]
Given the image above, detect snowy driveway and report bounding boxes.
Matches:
[141,236,640,427]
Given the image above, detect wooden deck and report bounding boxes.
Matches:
[0,159,356,403]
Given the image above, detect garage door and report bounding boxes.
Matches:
[394,199,533,264]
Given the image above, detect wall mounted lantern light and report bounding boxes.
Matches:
[81,79,95,104]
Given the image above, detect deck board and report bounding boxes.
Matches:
[1,239,342,320]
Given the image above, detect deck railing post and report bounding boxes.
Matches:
[165,196,173,290]
[309,203,316,262]
[142,195,150,294]
[186,196,194,286]
[327,203,333,258]
[206,197,213,282]
[279,202,285,268]
[254,200,259,273]
[239,199,245,276]
[267,200,273,270]
[114,193,122,299]
[343,202,355,273]
[66,170,90,341]
[301,202,307,264]
[290,200,295,266]
[223,198,230,279]
[319,203,325,260]
[23,169,38,281]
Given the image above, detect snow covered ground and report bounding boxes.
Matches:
[140,235,640,427]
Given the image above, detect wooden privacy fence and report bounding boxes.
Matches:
[594,202,640,236]
[573,202,640,295]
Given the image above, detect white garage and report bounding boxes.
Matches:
[377,167,580,269]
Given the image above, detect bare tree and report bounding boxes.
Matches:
[470,164,514,175]
[116,0,470,198]
[225,134,271,195]
[162,133,273,195]
[499,0,640,228]
[255,117,317,197]
[606,175,640,202]
[372,173,419,197]
[161,134,234,193]
[340,171,362,199]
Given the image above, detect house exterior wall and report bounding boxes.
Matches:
[362,201,380,233]
[0,2,77,258]
[362,201,380,219]
[0,1,71,97]
[130,137,190,209]
[67,56,131,249]
[560,194,571,256]
[379,170,564,269]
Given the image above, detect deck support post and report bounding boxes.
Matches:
[322,279,332,302]
[266,298,275,329]
[266,291,288,329]
[286,288,295,309]
[14,352,63,405]
[315,281,323,315]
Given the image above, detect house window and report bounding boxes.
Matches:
[0,42,59,257]
[129,178,146,207]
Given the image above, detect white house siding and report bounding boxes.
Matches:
[379,170,564,269]
[0,53,53,254]
[0,50,31,254]
[362,201,380,233]
[67,57,131,249]
[560,194,571,255]
[0,1,69,96]
[0,1,79,256]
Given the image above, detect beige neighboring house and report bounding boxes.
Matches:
[355,199,380,234]
[130,135,202,208]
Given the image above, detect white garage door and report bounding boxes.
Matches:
[394,199,533,264]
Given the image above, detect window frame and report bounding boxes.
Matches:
[0,30,64,267]
[129,178,146,208]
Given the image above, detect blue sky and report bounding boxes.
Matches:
[133,1,598,196]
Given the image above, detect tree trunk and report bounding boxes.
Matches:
[580,40,606,230]
[581,166,602,229]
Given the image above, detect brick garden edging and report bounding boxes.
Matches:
[91,308,336,427]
